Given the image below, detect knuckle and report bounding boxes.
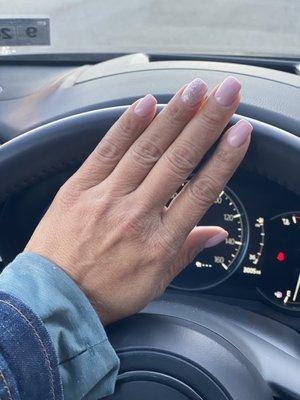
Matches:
[200,109,223,130]
[215,148,231,164]
[131,138,162,167]
[56,182,70,199]
[120,205,148,236]
[165,142,198,178]
[187,174,221,208]
[94,139,121,164]
[84,194,112,221]
[116,115,137,139]
[93,194,112,213]
[56,181,79,206]
[162,103,186,127]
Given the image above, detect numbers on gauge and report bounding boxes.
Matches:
[171,187,249,291]
[242,216,265,276]
[258,212,300,313]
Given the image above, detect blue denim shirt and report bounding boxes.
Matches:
[0,290,63,400]
[0,252,120,399]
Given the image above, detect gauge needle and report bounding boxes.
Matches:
[292,272,300,302]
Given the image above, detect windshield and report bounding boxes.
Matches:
[0,0,299,58]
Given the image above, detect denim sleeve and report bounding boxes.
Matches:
[0,252,120,400]
[0,291,63,400]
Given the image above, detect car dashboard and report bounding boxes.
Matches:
[170,169,300,328]
[0,160,299,331]
[0,54,299,332]
[0,52,299,399]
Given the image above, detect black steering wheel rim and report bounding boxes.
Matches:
[0,105,299,206]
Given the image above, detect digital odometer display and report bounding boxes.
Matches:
[171,187,249,290]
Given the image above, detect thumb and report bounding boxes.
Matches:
[172,226,228,277]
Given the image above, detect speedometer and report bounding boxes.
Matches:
[171,187,249,290]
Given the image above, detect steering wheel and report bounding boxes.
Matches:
[0,106,300,400]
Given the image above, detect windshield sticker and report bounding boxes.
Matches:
[0,18,50,46]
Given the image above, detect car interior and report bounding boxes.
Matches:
[0,5,300,400]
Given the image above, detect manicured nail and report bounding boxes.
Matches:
[204,230,228,249]
[134,94,157,117]
[181,78,208,106]
[214,76,241,106]
[227,119,253,147]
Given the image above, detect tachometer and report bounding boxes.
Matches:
[170,187,249,290]
[258,212,300,312]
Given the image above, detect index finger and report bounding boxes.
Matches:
[68,94,157,190]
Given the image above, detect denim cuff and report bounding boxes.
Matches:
[0,291,63,400]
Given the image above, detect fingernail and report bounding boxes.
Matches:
[204,230,228,249]
[214,76,241,106]
[134,94,157,117]
[227,119,253,147]
[181,78,208,106]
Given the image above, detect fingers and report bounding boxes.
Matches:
[169,226,228,279]
[164,119,252,241]
[69,94,157,189]
[107,78,208,192]
[138,76,241,206]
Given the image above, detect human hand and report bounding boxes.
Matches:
[25,76,252,325]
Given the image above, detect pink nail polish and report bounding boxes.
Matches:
[214,76,241,106]
[134,94,157,117]
[227,120,253,147]
[181,78,208,106]
[204,231,228,249]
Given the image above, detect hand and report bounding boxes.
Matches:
[25,76,252,325]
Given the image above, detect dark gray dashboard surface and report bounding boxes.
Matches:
[0,54,299,143]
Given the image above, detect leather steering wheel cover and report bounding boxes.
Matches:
[0,105,299,204]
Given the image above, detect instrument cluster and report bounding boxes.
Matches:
[169,170,300,315]
[0,166,298,318]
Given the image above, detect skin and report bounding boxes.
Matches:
[25,77,251,325]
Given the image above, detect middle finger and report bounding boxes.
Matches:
[106,78,208,192]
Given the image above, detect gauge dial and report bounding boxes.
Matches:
[171,187,249,290]
[242,216,265,277]
[259,212,300,312]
